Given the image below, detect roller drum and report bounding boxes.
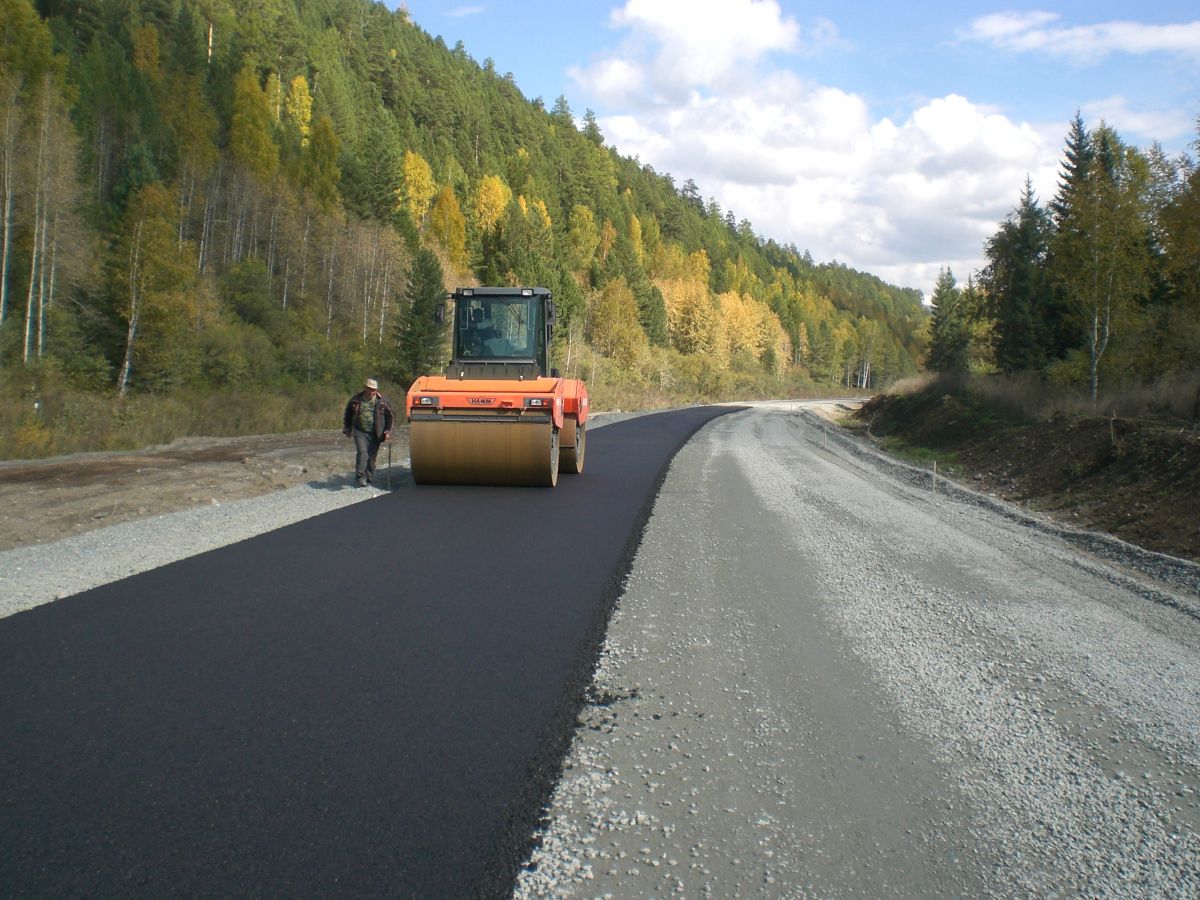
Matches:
[410,420,559,486]
[559,416,585,475]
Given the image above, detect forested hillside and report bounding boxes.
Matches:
[926,112,1200,405]
[0,0,926,456]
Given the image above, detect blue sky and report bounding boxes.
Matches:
[392,1,1199,296]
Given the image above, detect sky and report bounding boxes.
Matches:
[392,1,1199,298]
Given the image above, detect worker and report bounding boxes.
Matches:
[470,306,498,341]
[463,308,485,355]
[343,378,394,487]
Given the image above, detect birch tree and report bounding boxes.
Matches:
[115,183,193,395]
[1050,125,1150,403]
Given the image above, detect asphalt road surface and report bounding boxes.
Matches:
[517,404,1200,897]
[0,406,737,898]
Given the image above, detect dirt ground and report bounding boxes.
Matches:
[0,429,410,552]
[854,393,1200,564]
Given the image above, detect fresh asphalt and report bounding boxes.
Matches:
[0,406,738,898]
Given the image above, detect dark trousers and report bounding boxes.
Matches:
[353,428,382,482]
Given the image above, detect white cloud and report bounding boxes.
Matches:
[445,6,485,18]
[573,0,840,106]
[574,2,1072,296]
[610,0,800,85]
[962,12,1200,63]
[602,80,1062,297]
[1081,95,1197,143]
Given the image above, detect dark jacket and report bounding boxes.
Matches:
[343,391,394,440]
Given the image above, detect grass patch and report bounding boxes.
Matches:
[0,378,347,460]
[877,436,961,473]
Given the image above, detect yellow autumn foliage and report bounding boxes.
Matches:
[587,277,647,366]
[285,75,312,145]
[474,174,511,232]
[429,185,468,271]
[399,150,437,226]
[566,205,599,272]
[717,291,792,374]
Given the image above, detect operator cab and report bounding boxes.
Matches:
[447,287,555,380]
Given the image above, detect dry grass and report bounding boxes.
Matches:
[881,371,1200,426]
[0,383,347,461]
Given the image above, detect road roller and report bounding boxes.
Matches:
[405,286,589,486]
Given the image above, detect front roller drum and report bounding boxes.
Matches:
[410,420,559,486]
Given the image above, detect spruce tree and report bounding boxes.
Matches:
[927,268,970,374]
[983,178,1052,373]
[393,248,446,389]
[1050,112,1094,228]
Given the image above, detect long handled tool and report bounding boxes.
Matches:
[386,439,392,490]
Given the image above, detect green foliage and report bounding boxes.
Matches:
[301,115,341,208]
[976,114,1197,402]
[229,63,277,181]
[983,179,1053,374]
[1,0,956,457]
[393,247,446,388]
[927,269,970,374]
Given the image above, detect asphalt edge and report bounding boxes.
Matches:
[484,406,747,899]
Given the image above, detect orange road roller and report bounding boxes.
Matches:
[406,287,589,486]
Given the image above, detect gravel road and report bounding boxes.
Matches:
[516,403,1200,897]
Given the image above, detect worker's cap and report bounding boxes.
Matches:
[364,378,379,390]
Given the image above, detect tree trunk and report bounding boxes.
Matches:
[298,212,310,299]
[362,238,377,341]
[94,116,110,205]
[325,245,336,338]
[267,200,279,286]
[281,254,290,311]
[46,208,58,315]
[22,206,41,363]
[377,256,391,343]
[118,216,146,397]
[0,81,17,326]
[178,161,196,247]
[36,198,50,357]
[1088,300,1102,407]
[200,164,223,276]
[23,90,49,364]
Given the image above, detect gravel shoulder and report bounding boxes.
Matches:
[516,404,1200,897]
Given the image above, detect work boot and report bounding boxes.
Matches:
[356,476,366,487]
